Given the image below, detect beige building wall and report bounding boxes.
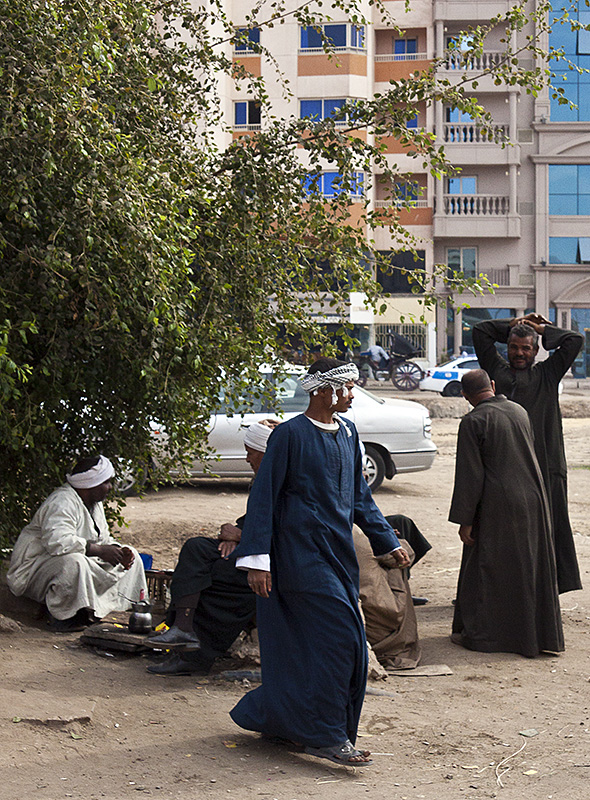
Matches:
[213,1,590,368]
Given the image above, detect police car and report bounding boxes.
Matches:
[419,355,480,397]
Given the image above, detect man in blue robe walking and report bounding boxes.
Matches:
[230,358,410,766]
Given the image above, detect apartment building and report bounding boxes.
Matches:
[223,1,590,374]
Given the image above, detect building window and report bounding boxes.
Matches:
[393,182,420,206]
[234,100,261,129]
[305,171,364,198]
[376,250,425,294]
[549,236,590,263]
[447,176,477,194]
[300,24,365,52]
[447,247,477,278]
[549,165,590,214]
[300,98,347,122]
[234,27,260,53]
[394,39,417,59]
[550,3,590,120]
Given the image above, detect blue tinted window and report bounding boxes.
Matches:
[462,177,477,193]
[235,27,260,51]
[407,114,418,128]
[323,172,341,196]
[549,237,578,263]
[549,165,590,214]
[351,172,364,196]
[325,98,346,117]
[324,24,347,48]
[350,25,365,48]
[550,194,578,214]
[300,100,322,119]
[550,164,577,193]
[578,29,590,53]
[300,99,347,120]
[550,14,578,54]
[301,26,323,49]
[578,89,590,120]
[579,164,590,190]
[234,102,246,126]
[394,38,416,55]
[551,78,579,121]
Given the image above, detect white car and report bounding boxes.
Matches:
[135,369,436,493]
[419,355,480,397]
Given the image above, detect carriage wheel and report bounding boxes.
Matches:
[391,361,423,391]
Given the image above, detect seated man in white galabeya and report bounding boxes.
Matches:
[7,455,147,631]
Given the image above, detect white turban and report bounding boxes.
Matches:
[66,455,115,489]
[243,422,275,453]
[300,362,359,405]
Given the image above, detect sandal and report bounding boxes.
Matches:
[305,739,372,765]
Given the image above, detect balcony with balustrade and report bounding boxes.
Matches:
[433,192,520,237]
[374,28,431,84]
[374,176,433,226]
[436,120,519,165]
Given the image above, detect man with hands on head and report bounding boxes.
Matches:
[7,455,147,632]
[230,357,410,767]
[473,312,583,593]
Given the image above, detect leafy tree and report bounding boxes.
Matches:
[0,0,577,544]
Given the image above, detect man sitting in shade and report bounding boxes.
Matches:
[145,420,277,674]
[7,455,147,632]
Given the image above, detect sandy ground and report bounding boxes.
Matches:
[1,412,590,800]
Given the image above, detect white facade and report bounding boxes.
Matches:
[216,1,590,371]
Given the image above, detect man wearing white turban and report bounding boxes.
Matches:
[230,357,411,766]
[6,455,147,631]
[145,419,279,675]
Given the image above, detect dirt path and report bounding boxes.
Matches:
[1,418,590,800]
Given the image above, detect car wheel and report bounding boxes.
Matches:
[442,381,462,397]
[363,445,386,492]
[391,361,423,391]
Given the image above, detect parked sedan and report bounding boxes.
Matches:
[419,355,480,397]
[138,369,436,492]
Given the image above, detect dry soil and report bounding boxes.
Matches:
[1,414,590,800]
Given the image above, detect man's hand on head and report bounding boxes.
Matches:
[247,569,272,598]
[511,313,550,335]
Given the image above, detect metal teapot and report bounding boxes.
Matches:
[128,600,153,634]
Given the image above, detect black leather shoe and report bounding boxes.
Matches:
[145,625,201,650]
[411,596,429,606]
[147,653,208,676]
[48,608,92,632]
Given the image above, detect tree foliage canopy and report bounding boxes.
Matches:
[0,0,576,544]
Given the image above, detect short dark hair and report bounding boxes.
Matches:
[71,455,101,475]
[461,369,492,397]
[508,323,539,348]
[307,357,346,375]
